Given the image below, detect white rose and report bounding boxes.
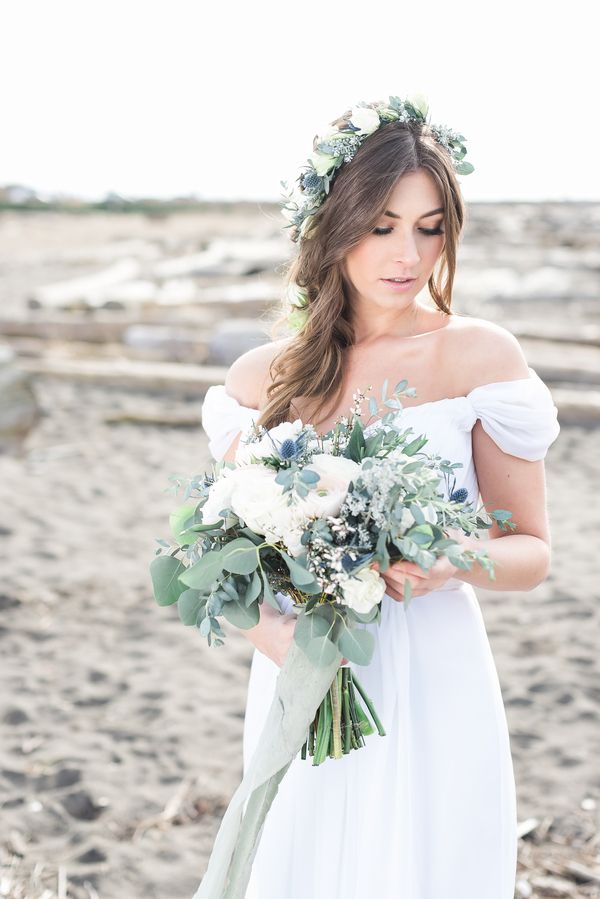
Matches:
[349,106,380,135]
[227,466,289,537]
[201,471,237,528]
[340,567,386,614]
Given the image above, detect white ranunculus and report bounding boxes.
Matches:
[349,106,380,135]
[235,419,304,466]
[268,503,309,557]
[340,567,386,614]
[299,454,360,519]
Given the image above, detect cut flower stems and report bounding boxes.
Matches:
[300,664,386,765]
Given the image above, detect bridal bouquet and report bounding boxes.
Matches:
[151,378,515,897]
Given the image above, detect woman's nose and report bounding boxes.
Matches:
[392,234,420,266]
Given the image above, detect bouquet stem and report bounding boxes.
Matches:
[301,666,385,766]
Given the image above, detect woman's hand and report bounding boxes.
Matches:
[371,528,466,603]
[243,603,348,667]
[244,603,297,667]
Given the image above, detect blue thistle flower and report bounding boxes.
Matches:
[278,438,299,460]
[449,487,468,504]
[300,170,323,194]
[341,552,355,573]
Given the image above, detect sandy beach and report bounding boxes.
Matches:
[1,205,599,898]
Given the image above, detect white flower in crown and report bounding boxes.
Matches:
[309,150,339,176]
[286,282,309,309]
[299,213,317,239]
[349,106,381,135]
[280,93,474,246]
[406,92,429,118]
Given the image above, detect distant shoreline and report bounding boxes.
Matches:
[1,197,599,215]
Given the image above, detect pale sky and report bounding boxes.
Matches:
[2,0,597,203]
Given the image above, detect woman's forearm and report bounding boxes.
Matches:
[454,532,551,592]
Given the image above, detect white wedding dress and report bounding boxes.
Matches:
[200,366,560,899]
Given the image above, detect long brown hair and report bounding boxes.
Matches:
[258,116,466,431]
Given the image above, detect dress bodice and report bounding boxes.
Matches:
[201,365,559,510]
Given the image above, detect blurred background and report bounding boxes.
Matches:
[1,2,599,897]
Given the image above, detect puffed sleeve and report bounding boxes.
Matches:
[201,384,261,461]
[463,367,560,461]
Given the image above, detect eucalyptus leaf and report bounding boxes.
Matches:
[279,550,318,588]
[293,610,338,667]
[260,570,282,611]
[221,537,259,575]
[409,525,435,546]
[221,597,260,630]
[409,503,425,525]
[180,550,224,589]
[150,555,187,606]
[178,589,206,625]
[337,622,375,665]
[403,436,428,456]
[220,579,239,601]
[169,503,199,546]
[243,570,262,608]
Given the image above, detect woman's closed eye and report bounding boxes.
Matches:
[373,226,444,236]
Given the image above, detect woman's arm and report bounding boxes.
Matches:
[376,324,553,598]
[450,419,552,591]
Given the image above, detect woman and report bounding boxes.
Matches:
[200,96,560,898]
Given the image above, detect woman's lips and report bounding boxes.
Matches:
[381,277,417,291]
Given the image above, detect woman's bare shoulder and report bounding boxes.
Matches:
[446,314,530,391]
[224,337,292,408]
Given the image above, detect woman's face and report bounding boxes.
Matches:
[343,168,446,315]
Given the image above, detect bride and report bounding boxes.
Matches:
[199,95,560,898]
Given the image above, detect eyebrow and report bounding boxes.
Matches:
[383,207,444,219]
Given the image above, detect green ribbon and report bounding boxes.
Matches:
[192,636,342,898]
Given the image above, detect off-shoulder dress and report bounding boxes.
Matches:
[200,366,560,899]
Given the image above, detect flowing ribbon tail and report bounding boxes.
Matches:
[192,638,341,899]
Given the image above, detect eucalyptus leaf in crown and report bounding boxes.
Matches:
[280,92,474,246]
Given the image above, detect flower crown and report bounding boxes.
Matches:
[279,93,473,332]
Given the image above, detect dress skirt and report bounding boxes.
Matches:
[242,579,518,899]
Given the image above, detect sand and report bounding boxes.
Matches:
[1,205,599,898]
[0,376,598,897]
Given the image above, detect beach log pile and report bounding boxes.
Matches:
[0,343,39,454]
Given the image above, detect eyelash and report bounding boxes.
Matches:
[373,227,444,236]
